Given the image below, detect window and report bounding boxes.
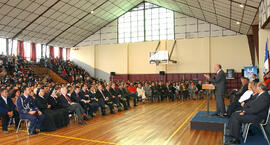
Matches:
[36,43,42,62]
[118,2,174,43]
[0,38,7,55]
[63,48,67,60]
[54,46,59,58]
[24,42,31,61]
[8,39,17,56]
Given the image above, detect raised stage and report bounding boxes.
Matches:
[190,111,228,132]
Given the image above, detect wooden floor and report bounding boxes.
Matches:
[0,99,227,145]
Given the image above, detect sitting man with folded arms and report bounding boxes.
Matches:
[226,82,270,144]
[59,87,86,125]
[17,87,45,135]
[0,88,19,134]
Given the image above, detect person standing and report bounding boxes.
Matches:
[204,64,226,117]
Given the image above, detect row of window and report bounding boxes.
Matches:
[0,38,67,62]
[118,2,174,43]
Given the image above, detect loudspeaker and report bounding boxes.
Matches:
[241,69,244,77]
[110,72,116,76]
[226,69,235,79]
[159,71,165,75]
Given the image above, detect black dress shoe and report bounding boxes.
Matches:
[225,138,240,144]
[83,116,88,121]
[29,130,38,135]
[78,121,86,125]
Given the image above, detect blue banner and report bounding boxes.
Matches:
[244,66,258,80]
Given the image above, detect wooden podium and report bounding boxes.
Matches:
[202,84,215,116]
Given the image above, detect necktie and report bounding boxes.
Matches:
[65,95,72,103]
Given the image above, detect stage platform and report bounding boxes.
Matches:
[190,111,228,132]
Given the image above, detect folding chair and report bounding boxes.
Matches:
[16,119,30,135]
[242,107,270,144]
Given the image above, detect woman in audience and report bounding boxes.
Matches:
[143,83,152,102]
[137,83,146,103]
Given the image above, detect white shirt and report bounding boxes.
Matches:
[1,96,7,104]
[238,90,253,103]
[217,69,221,74]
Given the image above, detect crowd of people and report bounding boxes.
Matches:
[1,55,269,145]
[0,55,213,135]
[224,77,270,144]
[42,57,92,83]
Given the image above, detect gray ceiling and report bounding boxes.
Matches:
[0,0,261,48]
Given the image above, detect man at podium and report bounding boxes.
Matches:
[204,64,226,117]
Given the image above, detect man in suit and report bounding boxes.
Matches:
[97,85,115,114]
[70,86,90,119]
[225,82,270,144]
[17,87,45,135]
[80,84,99,117]
[58,87,86,125]
[119,84,131,107]
[204,64,226,116]
[0,88,19,133]
[110,84,128,111]
[226,77,249,117]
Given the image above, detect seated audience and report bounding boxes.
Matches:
[226,77,249,117]
[226,82,270,144]
[143,83,152,101]
[137,83,147,103]
[128,83,138,106]
[110,83,128,110]
[35,88,69,131]
[96,85,114,115]
[58,87,87,125]
[17,87,45,135]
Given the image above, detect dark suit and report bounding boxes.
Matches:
[96,90,114,114]
[0,96,19,131]
[209,69,226,115]
[228,91,270,139]
[58,94,84,120]
[227,84,249,116]
[110,88,128,110]
[103,89,116,113]
[118,88,130,107]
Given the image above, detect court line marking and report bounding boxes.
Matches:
[4,124,120,145]
[39,132,119,145]
[163,101,206,145]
